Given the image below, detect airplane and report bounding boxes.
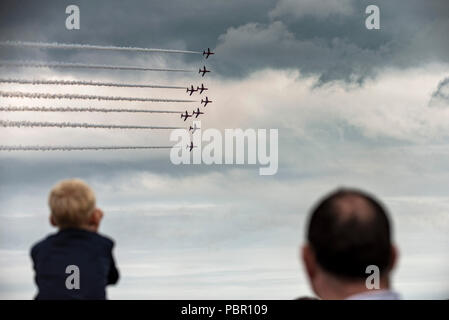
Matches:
[197,83,208,94]
[199,66,210,77]
[189,123,200,133]
[203,48,215,59]
[181,110,192,121]
[192,107,204,118]
[187,141,195,152]
[201,96,212,107]
[186,85,197,96]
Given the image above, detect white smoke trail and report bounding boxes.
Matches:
[0,78,186,89]
[0,145,179,151]
[0,106,182,113]
[0,120,183,130]
[0,91,195,103]
[0,61,193,72]
[0,40,202,55]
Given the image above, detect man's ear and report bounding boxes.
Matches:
[389,244,399,271]
[302,244,317,280]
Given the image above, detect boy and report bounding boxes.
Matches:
[31,179,119,299]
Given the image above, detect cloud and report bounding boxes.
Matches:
[2,63,449,164]
[215,20,392,82]
[2,0,449,83]
[269,0,355,19]
[429,77,449,107]
[217,0,449,82]
[206,65,449,144]
[1,156,449,298]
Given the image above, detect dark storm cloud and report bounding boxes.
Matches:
[1,0,448,83]
[215,0,449,82]
[0,0,274,63]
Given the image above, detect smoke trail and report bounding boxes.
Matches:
[0,91,195,103]
[0,61,193,72]
[0,40,201,55]
[0,120,183,130]
[0,106,182,113]
[0,78,186,89]
[0,145,179,151]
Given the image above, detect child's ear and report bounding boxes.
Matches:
[89,208,104,230]
[49,215,57,227]
[94,208,104,222]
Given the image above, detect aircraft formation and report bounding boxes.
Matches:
[0,41,215,153]
[182,48,214,150]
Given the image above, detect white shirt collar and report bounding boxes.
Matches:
[345,290,401,300]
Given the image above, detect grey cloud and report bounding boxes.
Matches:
[269,0,355,20]
[215,20,392,83]
[432,77,449,100]
[215,0,449,83]
[1,0,448,83]
[429,77,449,108]
[0,0,274,61]
[1,150,449,298]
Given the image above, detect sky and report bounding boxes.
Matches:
[0,0,448,299]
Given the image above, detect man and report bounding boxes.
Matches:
[301,188,399,300]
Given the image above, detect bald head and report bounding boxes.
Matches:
[306,188,393,279]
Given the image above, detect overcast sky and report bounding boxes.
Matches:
[0,0,448,299]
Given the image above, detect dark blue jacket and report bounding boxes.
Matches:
[31,228,119,300]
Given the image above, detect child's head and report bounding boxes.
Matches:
[48,179,103,231]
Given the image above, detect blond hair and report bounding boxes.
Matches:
[48,179,96,228]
